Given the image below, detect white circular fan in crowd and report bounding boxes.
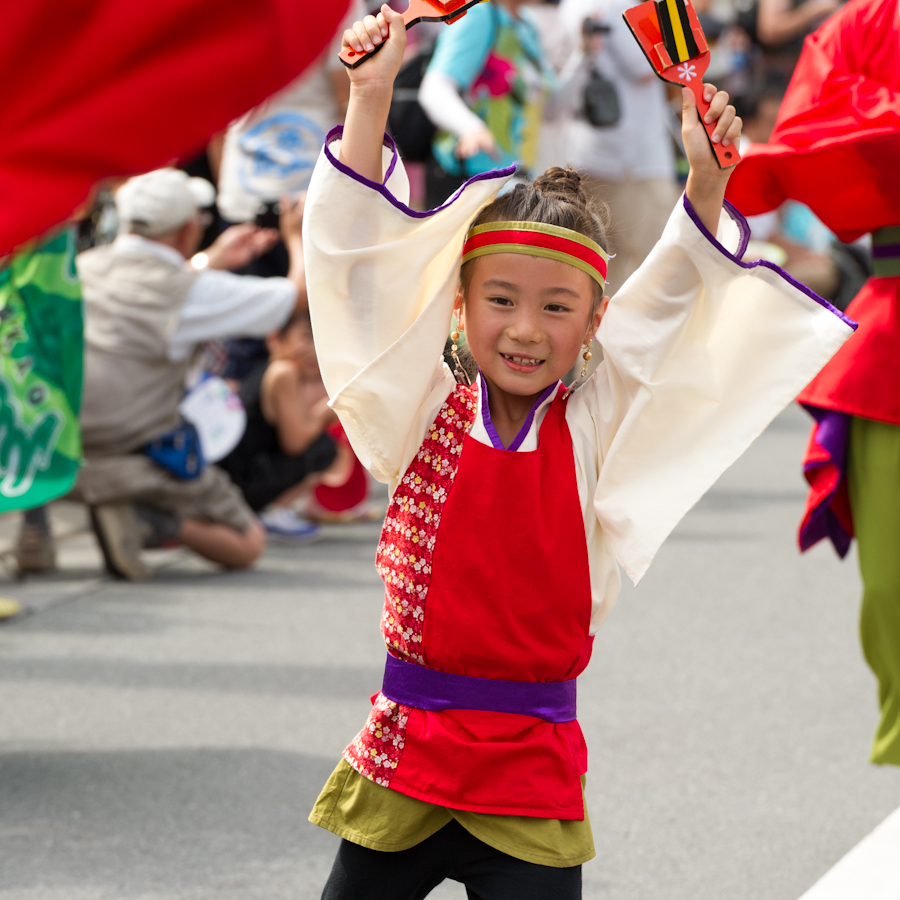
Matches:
[179,376,246,463]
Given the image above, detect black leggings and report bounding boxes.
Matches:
[321,820,582,900]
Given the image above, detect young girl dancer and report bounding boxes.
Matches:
[303,6,855,898]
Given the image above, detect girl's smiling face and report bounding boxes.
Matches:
[457,253,607,404]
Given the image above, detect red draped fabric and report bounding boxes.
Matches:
[726,0,900,555]
[726,0,900,244]
[0,0,350,256]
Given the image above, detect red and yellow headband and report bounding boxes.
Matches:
[461,221,609,292]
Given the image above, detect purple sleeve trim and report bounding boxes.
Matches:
[680,194,858,332]
[382,142,399,185]
[323,125,517,219]
[478,371,557,451]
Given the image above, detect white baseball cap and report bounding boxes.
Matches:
[116,168,216,236]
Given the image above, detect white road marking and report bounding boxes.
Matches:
[799,806,900,900]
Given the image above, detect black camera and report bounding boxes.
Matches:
[582,18,611,36]
[254,200,281,230]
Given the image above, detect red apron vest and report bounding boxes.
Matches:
[344,383,594,819]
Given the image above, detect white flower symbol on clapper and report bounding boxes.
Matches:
[677,63,697,81]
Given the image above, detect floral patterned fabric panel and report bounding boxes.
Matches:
[343,693,410,786]
[376,382,477,664]
[343,382,477,786]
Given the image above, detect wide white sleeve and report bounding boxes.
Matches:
[302,129,514,487]
[585,194,855,585]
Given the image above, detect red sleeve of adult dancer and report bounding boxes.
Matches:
[0,0,350,257]
[725,0,900,242]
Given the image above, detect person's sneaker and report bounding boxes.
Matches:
[134,503,180,549]
[14,523,57,574]
[89,503,151,581]
[260,508,320,541]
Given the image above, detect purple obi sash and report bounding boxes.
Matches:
[382,654,577,723]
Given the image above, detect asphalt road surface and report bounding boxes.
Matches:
[1,403,898,900]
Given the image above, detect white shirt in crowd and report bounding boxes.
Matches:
[558,0,676,181]
[112,234,296,360]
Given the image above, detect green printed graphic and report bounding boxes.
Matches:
[0,228,83,511]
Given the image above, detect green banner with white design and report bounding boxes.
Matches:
[0,228,83,511]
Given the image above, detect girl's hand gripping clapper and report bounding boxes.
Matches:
[623,0,741,168]
[340,0,489,69]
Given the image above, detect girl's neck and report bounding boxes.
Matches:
[480,371,556,449]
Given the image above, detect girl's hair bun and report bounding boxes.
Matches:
[474,163,608,249]
[532,166,587,203]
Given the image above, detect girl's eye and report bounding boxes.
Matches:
[545,303,569,313]
[488,296,513,306]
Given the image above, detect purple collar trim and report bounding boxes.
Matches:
[382,653,577,723]
[478,371,557,451]
[323,125,517,219]
[681,194,857,332]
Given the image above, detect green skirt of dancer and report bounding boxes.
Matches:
[849,415,900,765]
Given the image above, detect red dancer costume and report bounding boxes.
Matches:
[303,125,852,865]
[348,381,593,818]
[727,0,900,763]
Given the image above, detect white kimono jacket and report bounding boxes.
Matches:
[303,129,855,635]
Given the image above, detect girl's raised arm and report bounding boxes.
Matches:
[304,6,513,492]
[681,84,742,234]
[339,5,407,182]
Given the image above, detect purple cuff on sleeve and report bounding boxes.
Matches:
[323,125,516,219]
[681,194,857,331]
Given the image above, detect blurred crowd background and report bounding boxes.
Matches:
[80,0,868,305]
[4,0,866,584]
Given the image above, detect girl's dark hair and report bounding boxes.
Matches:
[459,166,610,303]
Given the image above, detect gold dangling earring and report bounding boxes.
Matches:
[580,343,593,381]
[450,319,472,386]
[565,342,593,399]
